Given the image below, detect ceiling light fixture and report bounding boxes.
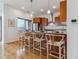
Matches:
[30,0,34,17]
[47,10,51,14]
[32,11,34,14]
[40,9,44,12]
[47,0,51,14]
[52,6,56,9]
[21,7,25,10]
[30,14,33,17]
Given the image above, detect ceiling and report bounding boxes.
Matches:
[4,0,61,16]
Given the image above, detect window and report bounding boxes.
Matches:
[25,21,29,30]
[17,18,32,31]
[17,18,39,31]
[17,18,25,29]
[28,21,32,31]
[32,23,38,31]
[33,23,36,31]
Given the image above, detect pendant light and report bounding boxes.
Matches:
[47,0,51,14]
[30,0,33,17]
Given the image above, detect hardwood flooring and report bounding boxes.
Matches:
[4,41,58,59]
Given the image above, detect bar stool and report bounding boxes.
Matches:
[18,31,25,48]
[46,34,65,59]
[23,32,32,52]
[33,32,45,58]
[17,31,26,59]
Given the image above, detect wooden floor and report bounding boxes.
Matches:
[4,41,58,59]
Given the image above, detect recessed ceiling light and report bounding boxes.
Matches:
[40,9,44,12]
[32,11,34,14]
[30,14,33,17]
[52,6,56,9]
[21,7,25,10]
[47,10,51,14]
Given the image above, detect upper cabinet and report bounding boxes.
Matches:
[33,17,41,23]
[55,16,60,23]
[33,17,48,24]
[60,1,67,22]
[55,1,67,23]
[41,18,48,24]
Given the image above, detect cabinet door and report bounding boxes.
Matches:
[33,18,40,23]
[41,18,48,24]
[60,1,67,22]
[55,16,60,23]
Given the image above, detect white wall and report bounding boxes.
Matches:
[67,0,78,59]
[4,5,31,43]
[0,0,3,44]
[0,17,2,41]
[0,1,2,16]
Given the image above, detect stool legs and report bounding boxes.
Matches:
[59,46,61,59]
[32,35,35,59]
[47,43,49,59]
[29,39,30,52]
[64,45,66,59]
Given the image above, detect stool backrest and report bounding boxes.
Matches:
[45,34,65,42]
[24,32,30,36]
[53,35,65,42]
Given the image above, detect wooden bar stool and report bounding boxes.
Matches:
[33,32,45,58]
[18,31,25,48]
[46,34,65,59]
[23,32,32,53]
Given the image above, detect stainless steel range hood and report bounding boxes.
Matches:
[45,13,66,30]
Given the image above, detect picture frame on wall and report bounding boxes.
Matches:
[8,19,16,27]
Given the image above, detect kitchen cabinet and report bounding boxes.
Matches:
[33,17,48,31]
[55,16,61,23]
[33,17,41,23]
[41,18,48,24]
[55,1,67,23]
[33,17,48,24]
[60,1,67,22]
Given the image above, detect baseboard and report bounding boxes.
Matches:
[5,40,19,44]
